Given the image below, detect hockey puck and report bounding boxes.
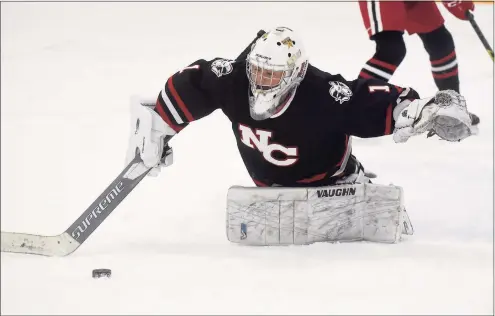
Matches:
[92,268,111,279]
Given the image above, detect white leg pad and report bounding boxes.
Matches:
[226,183,412,245]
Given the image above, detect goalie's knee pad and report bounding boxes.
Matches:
[226,183,414,246]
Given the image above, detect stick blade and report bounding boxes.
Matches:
[1,231,80,257]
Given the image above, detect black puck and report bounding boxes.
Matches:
[92,268,111,279]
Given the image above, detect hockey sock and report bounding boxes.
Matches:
[359,31,406,82]
[419,25,460,93]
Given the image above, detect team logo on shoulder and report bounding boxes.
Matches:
[211,59,234,77]
[329,81,353,104]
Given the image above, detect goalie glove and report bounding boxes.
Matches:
[426,111,480,138]
[125,96,176,177]
[393,90,478,143]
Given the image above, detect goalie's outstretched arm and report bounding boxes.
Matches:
[329,76,478,143]
[125,58,228,177]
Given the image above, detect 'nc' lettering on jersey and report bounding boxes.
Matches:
[238,124,298,167]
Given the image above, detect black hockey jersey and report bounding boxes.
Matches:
[155,58,420,187]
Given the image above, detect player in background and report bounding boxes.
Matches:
[358,0,480,128]
[125,27,478,188]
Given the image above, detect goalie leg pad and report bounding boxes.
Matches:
[226,183,412,245]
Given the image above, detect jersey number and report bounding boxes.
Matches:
[368,85,390,93]
[179,65,200,73]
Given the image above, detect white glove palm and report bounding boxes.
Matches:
[125,97,176,177]
[393,90,478,143]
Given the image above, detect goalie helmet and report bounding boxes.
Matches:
[246,27,309,120]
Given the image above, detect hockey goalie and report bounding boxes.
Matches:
[125,26,479,245]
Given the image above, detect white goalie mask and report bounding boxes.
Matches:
[246,27,309,120]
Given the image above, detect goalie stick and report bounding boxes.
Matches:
[1,150,151,257]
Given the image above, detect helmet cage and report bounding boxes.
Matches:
[246,54,304,120]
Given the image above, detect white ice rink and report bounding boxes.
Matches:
[1,2,493,315]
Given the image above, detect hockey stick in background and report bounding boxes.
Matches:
[235,29,266,61]
[466,10,494,62]
[1,150,152,257]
